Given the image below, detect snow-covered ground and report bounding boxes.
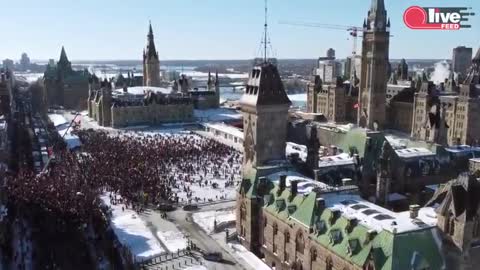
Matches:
[156,231,188,253]
[229,243,271,270]
[101,193,165,261]
[184,266,208,270]
[192,210,235,234]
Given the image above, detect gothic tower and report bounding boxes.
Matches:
[240,62,291,170]
[143,22,161,87]
[358,0,390,130]
[214,70,220,107]
[376,141,392,206]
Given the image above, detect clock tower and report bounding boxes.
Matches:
[358,0,390,130]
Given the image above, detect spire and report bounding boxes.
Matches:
[148,20,154,37]
[145,22,158,60]
[215,70,219,86]
[367,0,388,31]
[262,0,270,63]
[59,46,69,63]
[207,70,212,86]
[371,0,385,12]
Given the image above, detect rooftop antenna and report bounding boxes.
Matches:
[262,0,270,63]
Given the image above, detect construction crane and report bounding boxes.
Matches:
[279,20,363,84]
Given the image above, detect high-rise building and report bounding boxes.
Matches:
[143,22,161,87]
[2,59,14,71]
[326,48,335,59]
[453,46,473,79]
[344,55,362,80]
[19,53,31,71]
[357,0,390,130]
[314,49,341,84]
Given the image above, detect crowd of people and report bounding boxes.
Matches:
[7,129,242,224]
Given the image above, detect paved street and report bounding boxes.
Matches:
[139,201,242,270]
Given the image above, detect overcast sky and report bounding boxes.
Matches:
[0,0,479,61]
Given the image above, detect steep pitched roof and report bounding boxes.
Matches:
[428,174,480,222]
[144,22,159,60]
[239,62,291,107]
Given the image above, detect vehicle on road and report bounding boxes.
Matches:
[203,252,223,262]
[157,203,176,212]
[183,204,199,211]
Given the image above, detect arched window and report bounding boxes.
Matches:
[449,216,455,236]
[285,231,290,243]
[326,257,333,270]
[296,231,305,254]
[311,248,317,261]
[240,203,246,221]
[474,217,480,237]
[273,223,278,236]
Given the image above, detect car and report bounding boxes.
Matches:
[203,252,222,262]
[156,203,176,212]
[182,204,199,211]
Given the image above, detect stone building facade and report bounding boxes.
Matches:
[189,71,220,109]
[427,174,480,270]
[411,48,480,146]
[306,76,357,124]
[143,23,161,87]
[357,0,390,130]
[0,68,13,116]
[43,47,89,109]
[88,84,193,128]
[43,47,89,110]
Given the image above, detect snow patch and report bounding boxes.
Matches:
[101,193,165,261]
[193,210,235,234]
[156,231,188,253]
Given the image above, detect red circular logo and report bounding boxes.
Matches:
[403,6,428,29]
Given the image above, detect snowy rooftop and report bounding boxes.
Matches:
[48,114,81,149]
[48,114,69,127]
[267,170,335,194]
[324,193,437,234]
[203,123,243,139]
[318,152,355,168]
[286,142,307,161]
[395,147,435,159]
[470,158,480,163]
[113,86,172,96]
[194,108,242,122]
[316,122,357,132]
[445,145,480,153]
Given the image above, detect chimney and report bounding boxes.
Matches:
[331,145,338,155]
[315,198,325,212]
[279,175,287,191]
[290,180,299,196]
[409,204,420,219]
[258,177,268,195]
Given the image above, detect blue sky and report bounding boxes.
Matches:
[0,0,479,61]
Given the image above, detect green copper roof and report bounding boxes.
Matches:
[255,177,444,270]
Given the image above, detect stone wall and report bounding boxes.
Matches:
[110,103,193,128]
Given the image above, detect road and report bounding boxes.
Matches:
[140,201,242,270]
